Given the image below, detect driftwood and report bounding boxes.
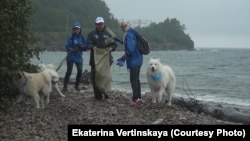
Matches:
[172,79,250,124]
[81,69,91,85]
[206,104,250,124]
[59,69,91,85]
[172,97,250,124]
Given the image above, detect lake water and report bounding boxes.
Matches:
[31,48,250,107]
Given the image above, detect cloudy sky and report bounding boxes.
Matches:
[103,0,250,48]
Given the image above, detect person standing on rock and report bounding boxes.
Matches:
[86,17,117,100]
[63,22,87,92]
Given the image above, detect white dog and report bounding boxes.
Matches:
[146,58,176,105]
[37,63,65,97]
[12,71,52,109]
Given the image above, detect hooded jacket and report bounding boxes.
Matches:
[65,22,87,63]
[124,28,143,68]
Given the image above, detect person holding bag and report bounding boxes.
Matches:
[86,17,118,100]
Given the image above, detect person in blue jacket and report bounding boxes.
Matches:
[63,22,87,92]
[118,20,143,106]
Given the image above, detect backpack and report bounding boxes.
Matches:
[133,30,150,55]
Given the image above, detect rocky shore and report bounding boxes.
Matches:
[0,81,249,141]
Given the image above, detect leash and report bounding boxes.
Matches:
[56,55,67,71]
[56,47,80,72]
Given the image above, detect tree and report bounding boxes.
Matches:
[0,0,40,109]
[138,18,194,50]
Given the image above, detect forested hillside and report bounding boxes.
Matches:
[141,18,194,50]
[31,0,194,50]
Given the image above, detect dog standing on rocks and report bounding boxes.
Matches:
[12,71,52,109]
[146,58,176,105]
[37,63,65,97]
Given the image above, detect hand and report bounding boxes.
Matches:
[106,47,112,52]
[78,44,86,51]
[116,58,125,67]
[78,44,84,49]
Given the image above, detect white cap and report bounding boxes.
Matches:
[95,17,104,23]
[74,26,81,29]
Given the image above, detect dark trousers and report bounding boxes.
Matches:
[129,67,141,102]
[64,61,83,88]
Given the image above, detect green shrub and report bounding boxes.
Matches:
[0,0,41,109]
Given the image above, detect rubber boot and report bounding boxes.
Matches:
[75,71,82,91]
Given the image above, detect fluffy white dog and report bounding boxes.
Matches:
[146,58,176,105]
[37,63,65,97]
[12,71,52,109]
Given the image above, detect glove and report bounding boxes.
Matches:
[78,44,86,51]
[116,58,125,67]
[78,44,84,49]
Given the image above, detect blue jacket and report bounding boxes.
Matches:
[124,28,143,68]
[65,22,87,63]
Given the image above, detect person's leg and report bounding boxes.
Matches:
[63,61,74,91]
[130,67,142,102]
[75,62,83,91]
[91,64,103,100]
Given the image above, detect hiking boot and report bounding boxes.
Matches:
[103,94,109,99]
[94,94,103,100]
[62,87,67,92]
[75,86,81,92]
[134,98,142,106]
